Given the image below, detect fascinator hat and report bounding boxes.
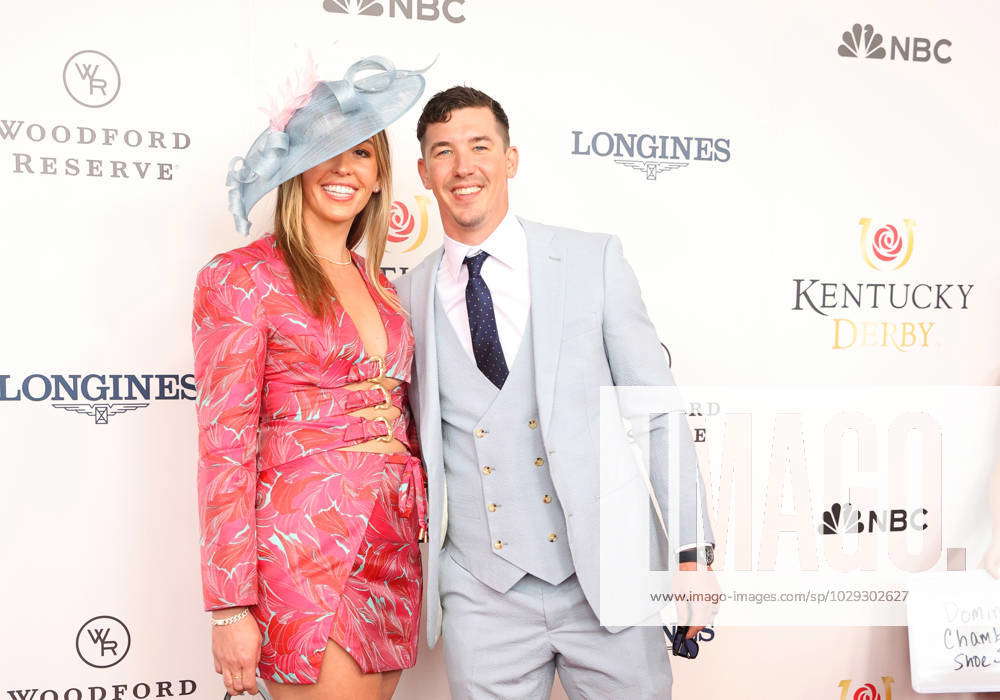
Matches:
[226,55,428,236]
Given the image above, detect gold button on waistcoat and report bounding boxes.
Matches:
[482,465,494,475]
[487,503,498,512]
[475,428,488,438]
[543,495,552,504]
[528,419,538,429]
[494,540,504,550]
[534,457,544,466]
[548,533,558,542]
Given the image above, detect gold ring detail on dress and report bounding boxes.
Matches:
[373,415,394,442]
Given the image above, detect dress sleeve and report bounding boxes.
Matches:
[192,254,267,611]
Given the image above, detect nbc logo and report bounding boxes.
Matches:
[820,502,929,535]
[836,22,952,64]
[322,0,465,23]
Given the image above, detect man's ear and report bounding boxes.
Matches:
[417,157,432,189]
[505,146,519,178]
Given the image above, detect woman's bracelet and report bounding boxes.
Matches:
[210,607,249,627]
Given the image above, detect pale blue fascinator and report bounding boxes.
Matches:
[226,56,428,236]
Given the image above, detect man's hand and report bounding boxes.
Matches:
[676,563,719,640]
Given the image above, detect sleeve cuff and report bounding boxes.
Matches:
[677,542,714,563]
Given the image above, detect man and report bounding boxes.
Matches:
[396,86,715,698]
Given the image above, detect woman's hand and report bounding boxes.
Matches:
[211,608,262,696]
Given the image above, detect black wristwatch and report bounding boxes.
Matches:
[678,545,714,566]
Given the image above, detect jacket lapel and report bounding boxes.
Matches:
[411,247,445,481]
[522,218,564,437]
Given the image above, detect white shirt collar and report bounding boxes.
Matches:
[441,210,525,281]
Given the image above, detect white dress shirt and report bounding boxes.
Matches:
[436,210,530,369]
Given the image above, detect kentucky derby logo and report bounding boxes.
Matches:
[860,218,914,271]
[388,195,431,252]
[838,24,886,59]
[63,51,121,108]
[837,676,894,700]
[76,615,130,668]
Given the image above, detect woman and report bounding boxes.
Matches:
[193,57,428,698]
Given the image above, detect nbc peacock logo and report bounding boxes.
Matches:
[838,24,886,59]
[820,502,864,535]
[323,0,382,15]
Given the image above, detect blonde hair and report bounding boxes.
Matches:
[272,130,401,318]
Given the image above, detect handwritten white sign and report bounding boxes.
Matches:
[907,571,1000,693]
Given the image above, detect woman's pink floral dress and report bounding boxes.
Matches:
[192,234,426,683]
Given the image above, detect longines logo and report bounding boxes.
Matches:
[0,373,196,424]
[1,52,191,180]
[790,217,975,351]
[76,615,130,668]
[820,502,928,535]
[323,0,465,23]
[571,131,731,181]
[838,22,951,64]
[63,51,121,108]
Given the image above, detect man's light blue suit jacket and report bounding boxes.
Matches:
[395,217,713,647]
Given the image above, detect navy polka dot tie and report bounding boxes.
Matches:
[464,251,509,389]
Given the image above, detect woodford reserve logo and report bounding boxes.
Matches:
[0,51,191,180]
[791,218,974,351]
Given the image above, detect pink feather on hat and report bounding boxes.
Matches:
[260,51,321,132]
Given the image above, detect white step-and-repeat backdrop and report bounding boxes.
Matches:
[2,1,998,698]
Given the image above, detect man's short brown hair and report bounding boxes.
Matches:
[416,86,510,148]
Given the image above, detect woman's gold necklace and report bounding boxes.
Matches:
[315,252,353,266]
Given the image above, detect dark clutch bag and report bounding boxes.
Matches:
[664,625,699,659]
